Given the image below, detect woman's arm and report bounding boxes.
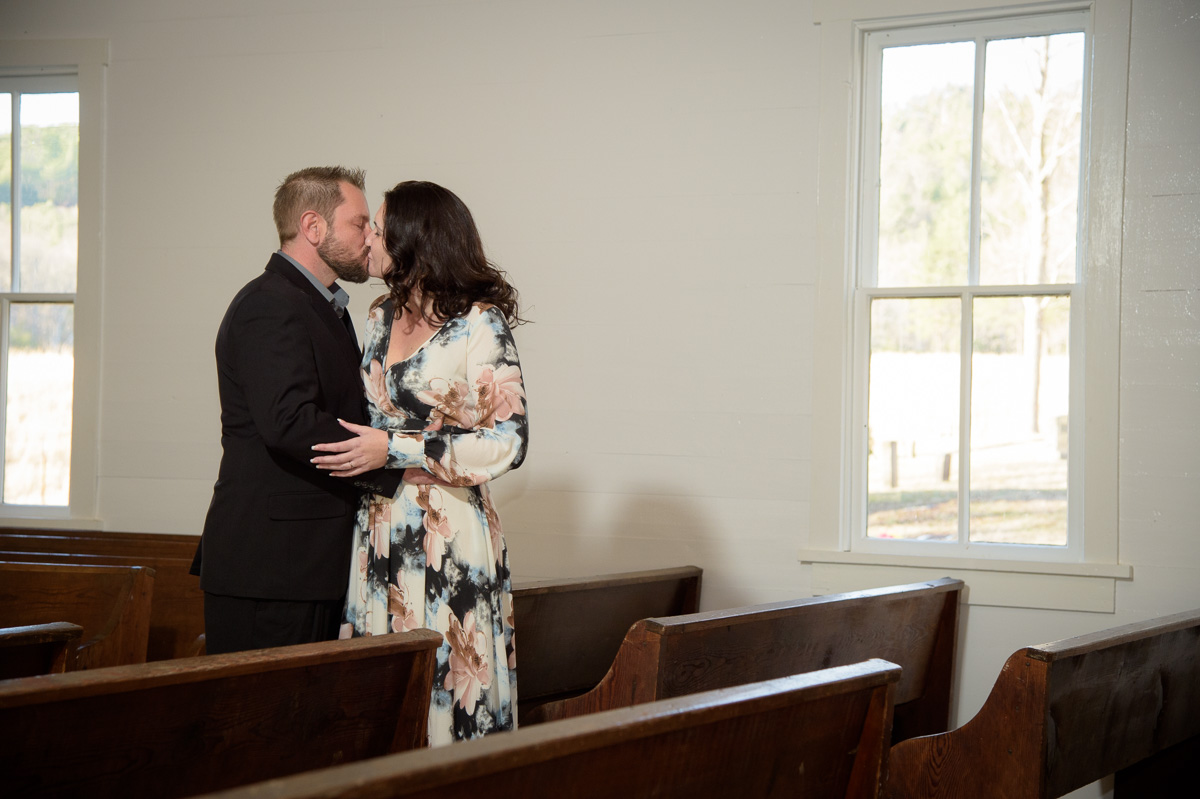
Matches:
[313,307,528,485]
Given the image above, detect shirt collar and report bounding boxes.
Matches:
[277,250,350,316]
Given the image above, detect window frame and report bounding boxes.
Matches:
[850,10,1090,563]
[805,0,1128,606]
[0,39,106,524]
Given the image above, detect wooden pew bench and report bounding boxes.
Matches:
[194,658,902,799]
[511,565,702,719]
[1,549,204,660]
[0,562,155,670]
[0,528,204,661]
[528,577,963,744]
[0,528,198,560]
[884,607,1200,799]
[0,622,83,679]
[0,629,442,799]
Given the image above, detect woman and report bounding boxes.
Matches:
[312,181,527,744]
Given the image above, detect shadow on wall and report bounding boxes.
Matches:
[495,470,766,612]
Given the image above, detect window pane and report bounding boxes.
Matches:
[18,92,78,293]
[969,296,1069,544]
[4,303,73,506]
[867,298,961,541]
[980,34,1084,286]
[1,92,11,292]
[878,42,974,288]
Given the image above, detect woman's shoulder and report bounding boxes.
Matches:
[467,302,505,323]
[366,294,393,324]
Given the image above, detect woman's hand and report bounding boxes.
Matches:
[311,419,389,478]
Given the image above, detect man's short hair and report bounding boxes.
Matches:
[273,166,366,245]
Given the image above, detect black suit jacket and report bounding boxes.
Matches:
[194,254,401,600]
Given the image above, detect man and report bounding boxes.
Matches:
[192,166,401,654]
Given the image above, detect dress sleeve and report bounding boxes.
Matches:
[385,307,528,485]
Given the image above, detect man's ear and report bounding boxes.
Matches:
[299,210,325,246]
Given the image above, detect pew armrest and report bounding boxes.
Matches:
[0,622,84,678]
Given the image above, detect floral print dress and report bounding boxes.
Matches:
[340,298,527,746]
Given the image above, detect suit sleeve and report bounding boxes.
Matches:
[229,289,351,463]
[383,307,528,486]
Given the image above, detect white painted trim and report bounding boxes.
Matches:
[1075,0,1128,566]
[0,39,107,522]
[805,559,1119,612]
[798,548,1130,577]
[808,2,1128,578]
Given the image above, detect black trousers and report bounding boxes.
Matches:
[203,592,344,655]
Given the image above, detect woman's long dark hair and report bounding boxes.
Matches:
[380,181,523,327]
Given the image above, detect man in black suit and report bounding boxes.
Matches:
[192,166,401,654]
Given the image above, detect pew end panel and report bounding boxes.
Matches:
[192,658,903,799]
[512,565,701,716]
[0,628,443,798]
[531,576,962,742]
[0,622,84,679]
[0,561,155,670]
[884,608,1200,799]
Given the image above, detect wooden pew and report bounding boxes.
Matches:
[528,577,962,743]
[0,629,443,799]
[0,528,205,661]
[884,608,1200,799]
[1,549,204,660]
[511,565,702,719]
[0,562,155,670]
[193,658,902,799]
[0,622,83,679]
[0,528,198,560]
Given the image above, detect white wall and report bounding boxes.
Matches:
[1,1,1197,790]
[1,0,818,611]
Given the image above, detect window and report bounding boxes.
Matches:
[852,12,1088,559]
[0,40,104,522]
[807,1,1128,595]
[1,77,79,507]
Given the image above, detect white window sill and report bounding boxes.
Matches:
[798,549,1131,613]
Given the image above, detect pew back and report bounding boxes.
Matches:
[0,629,443,799]
[194,658,902,799]
[531,577,961,743]
[0,528,204,661]
[511,565,702,715]
[0,561,154,669]
[0,622,83,679]
[884,608,1200,798]
[0,529,197,560]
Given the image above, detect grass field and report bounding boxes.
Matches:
[4,349,72,505]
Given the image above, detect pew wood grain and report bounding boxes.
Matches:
[0,629,443,799]
[884,608,1200,798]
[511,565,702,718]
[194,658,902,799]
[0,561,155,670]
[0,622,83,679]
[0,528,204,661]
[528,577,962,744]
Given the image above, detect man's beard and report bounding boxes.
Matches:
[318,233,369,284]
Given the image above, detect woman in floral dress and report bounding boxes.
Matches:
[311,181,526,745]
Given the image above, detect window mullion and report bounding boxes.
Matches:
[959,290,973,547]
[0,297,8,502]
[10,91,20,293]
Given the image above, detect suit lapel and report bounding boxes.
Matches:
[265,254,362,363]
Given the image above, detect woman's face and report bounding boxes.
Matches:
[367,202,393,279]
